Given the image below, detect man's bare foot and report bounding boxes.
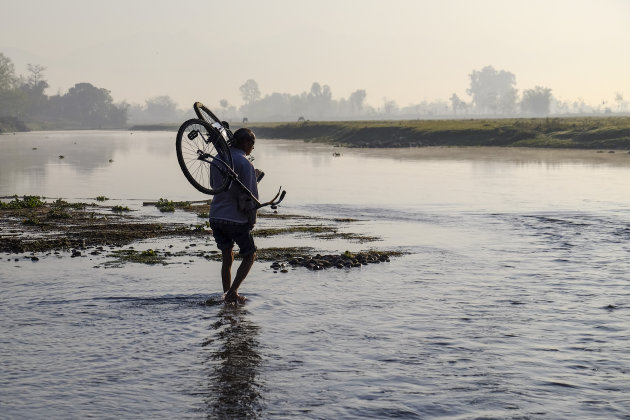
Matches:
[224,292,247,304]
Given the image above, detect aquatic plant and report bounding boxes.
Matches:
[0,195,45,209]
[51,198,87,210]
[156,198,191,212]
[106,248,167,265]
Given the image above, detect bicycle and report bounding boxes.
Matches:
[175,102,286,209]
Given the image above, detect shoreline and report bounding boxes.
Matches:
[128,116,630,150]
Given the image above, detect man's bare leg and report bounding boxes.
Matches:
[221,247,234,294]
[225,252,255,304]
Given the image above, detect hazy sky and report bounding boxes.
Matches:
[1,0,629,109]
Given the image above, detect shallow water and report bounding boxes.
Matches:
[1,131,630,418]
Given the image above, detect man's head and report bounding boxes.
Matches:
[232,128,256,155]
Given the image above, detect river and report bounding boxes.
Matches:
[1,130,629,418]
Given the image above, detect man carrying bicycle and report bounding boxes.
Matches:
[209,128,258,304]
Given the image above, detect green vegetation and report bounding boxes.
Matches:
[47,208,71,219]
[95,196,109,202]
[241,117,630,149]
[107,249,167,266]
[0,195,45,209]
[155,198,192,212]
[255,247,316,261]
[112,205,131,212]
[51,198,87,210]
[130,116,630,149]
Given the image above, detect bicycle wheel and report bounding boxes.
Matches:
[193,102,221,124]
[176,118,233,195]
[194,102,234,145]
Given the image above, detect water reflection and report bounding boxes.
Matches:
[202,305,264,419]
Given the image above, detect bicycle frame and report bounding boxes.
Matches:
[197,148,286,210]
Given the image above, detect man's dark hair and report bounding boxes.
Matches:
[232,128,255,148]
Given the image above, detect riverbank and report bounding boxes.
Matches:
[130,116,630,149]
[248,117,630,149]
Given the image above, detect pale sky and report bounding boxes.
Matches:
[1,0,629,109]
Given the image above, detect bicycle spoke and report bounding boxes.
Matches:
[176,118,233,195]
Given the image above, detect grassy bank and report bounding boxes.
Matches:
[131,116,630,149]
[245,117,630,149]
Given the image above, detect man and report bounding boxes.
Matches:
[209,127,258,304]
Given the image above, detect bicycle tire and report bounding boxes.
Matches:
[193,102,221,124]
[176,118,233,195]
[193,101,234,145]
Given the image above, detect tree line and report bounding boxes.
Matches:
[0,53,128,129]
[237,66,626,121]
[1,50,627,130]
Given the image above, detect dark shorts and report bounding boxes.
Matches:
[210,220,256,256]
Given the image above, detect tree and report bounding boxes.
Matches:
[615,92,625,113]
[449,93,468,115]
[0,53,19,91]
[467,65,518,114]
[383,97,398,115]
[348,89,366,114]
[307,82,333,117]
[239,79,260,104]
[63,82,112,125]
[520,86,552,116]
[145,95,178,123]
[61,82,127,127]
[26,64,47,88]
[310,82,322,97]
[219,98,229,118]
[21,64,49,117]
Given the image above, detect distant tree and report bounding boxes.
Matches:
[307,82,333,117]
[467,65,518,114]
[0,53,24,117]
[145,95,178,123]
[310,82,322,97]
[383,97,399,115]
[615,92,625,112]
[572,97,587,114]
[348,89,366,114]
[449,93,468,115]
[26,64,46,88]
[21,64,49,117]
[520,86,552,116]
[62,82,127,127]
[219,98,229,118]
[0,53,19,91]
[107,101,129,127]
[239,79,260,104]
